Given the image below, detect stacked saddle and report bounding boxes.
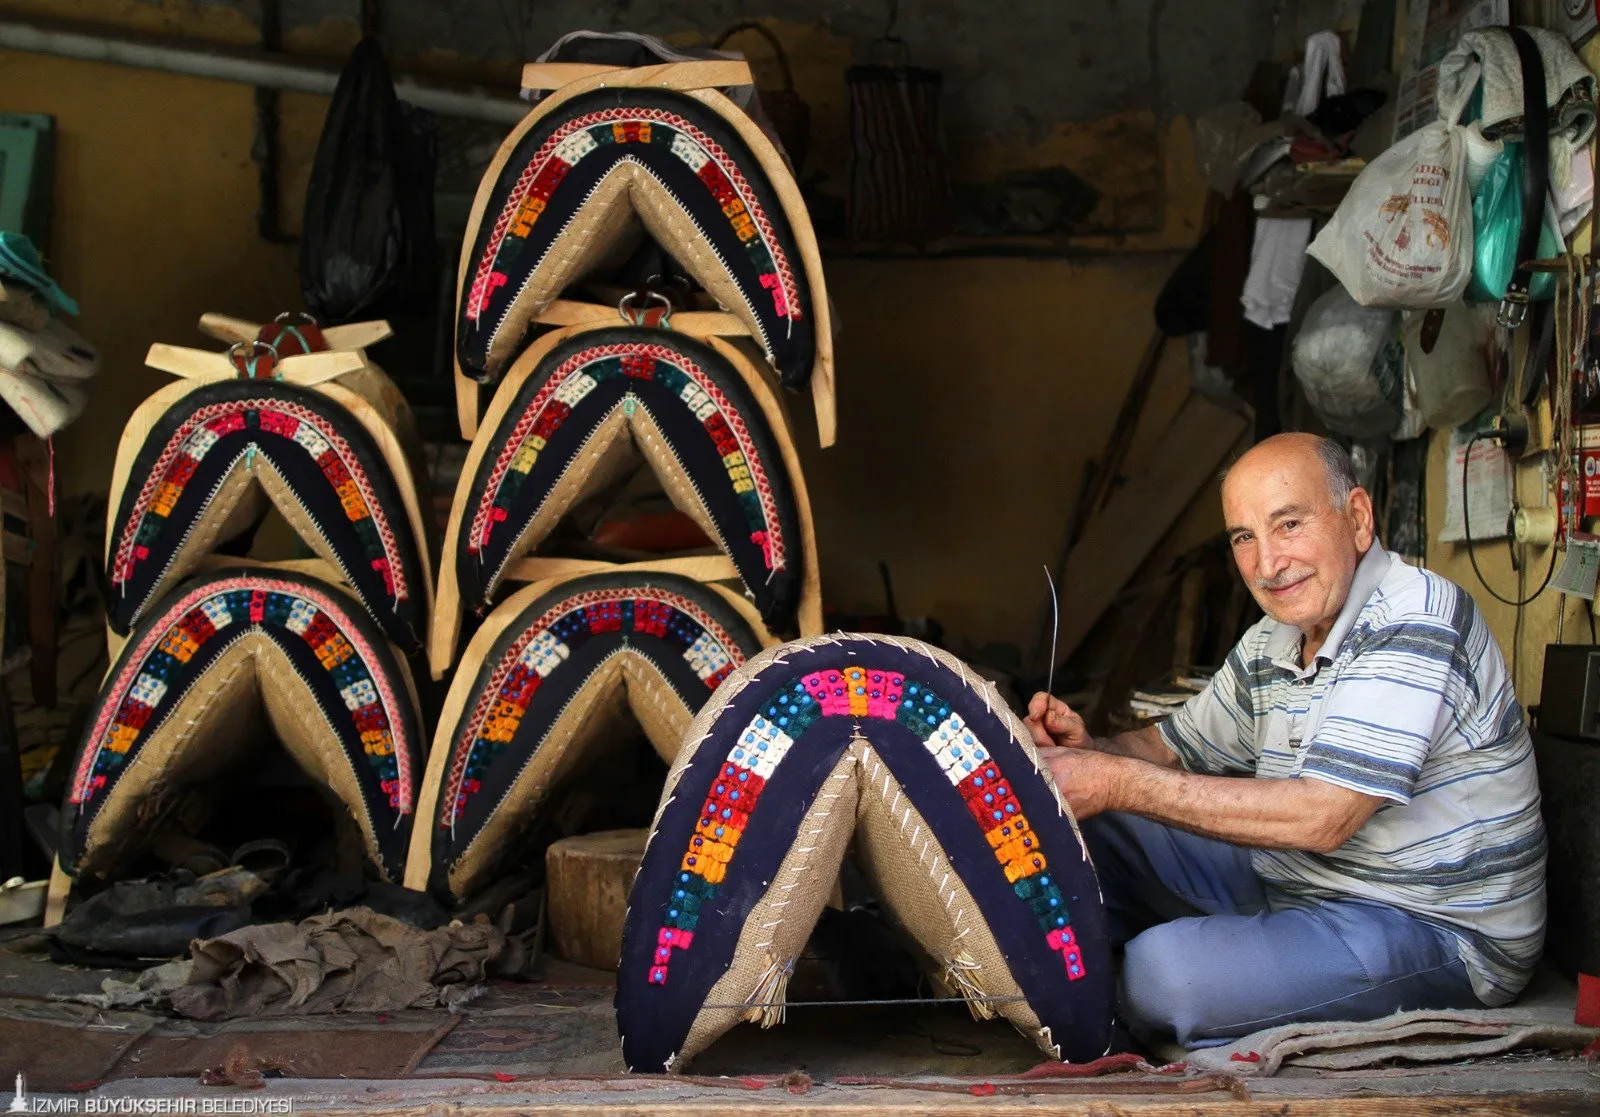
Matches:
[410,41,837,900]
[57,313,433,900]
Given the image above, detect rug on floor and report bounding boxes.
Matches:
[1177,972,1598,1076]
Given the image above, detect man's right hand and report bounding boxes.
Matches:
[1025,693,1092,751]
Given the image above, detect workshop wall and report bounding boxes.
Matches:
[1415,27,1600,705]
[0,0,1282,655]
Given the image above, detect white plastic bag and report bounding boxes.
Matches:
[1291,286,1402,438]
[1402,302,1494,430]
[1307,118,1473,308]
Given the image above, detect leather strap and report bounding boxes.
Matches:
[1498,25,1550,328]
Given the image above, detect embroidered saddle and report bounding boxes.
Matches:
[615,634,1113,1071]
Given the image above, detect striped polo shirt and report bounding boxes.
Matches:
[1158,544,1546,1005]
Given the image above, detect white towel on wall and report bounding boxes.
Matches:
[1241,216,1314,329]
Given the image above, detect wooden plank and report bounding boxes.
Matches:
[349,1089,1588,1115]
[1033,330,1166,674]
[520,59,754,93]
[16,434,55,708]
[1054,394,1249,663]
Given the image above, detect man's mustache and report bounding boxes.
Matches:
[1256,568,1313,591]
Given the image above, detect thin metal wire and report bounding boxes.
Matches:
[1043,565,1060,698]
[695,993,1032,1010]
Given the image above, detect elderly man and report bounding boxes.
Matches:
[1026,433,1545,1047]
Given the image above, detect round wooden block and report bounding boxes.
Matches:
[545,828,650,971]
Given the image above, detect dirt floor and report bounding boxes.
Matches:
[2,948,1597,1115]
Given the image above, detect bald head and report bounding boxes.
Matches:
[1220,434,1375,649]
[1221,434,1357,509]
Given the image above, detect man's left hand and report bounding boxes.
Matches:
[1036,746,1126,820]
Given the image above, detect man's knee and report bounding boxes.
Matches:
[1118,922,1211,1043]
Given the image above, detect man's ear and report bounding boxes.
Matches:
[1347,486,1376,550]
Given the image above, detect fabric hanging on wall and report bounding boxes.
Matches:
[450,327,805,631]
[1436,26,1596,189]
[1240,216,1313,329]
[615,634,1113,1073]
[1205,190,1257,372]
[413,571,765,903]
[105,376,429,656]
[457,87,820,391]
[61,568,424,885]
[1293,30,1348,117]
[845,57,952,242]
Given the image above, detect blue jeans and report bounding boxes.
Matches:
[1083,812,1483,1047]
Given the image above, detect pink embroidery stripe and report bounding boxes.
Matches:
[73,576,416,811]
[114,399,408,602]
[466,107,802,328]
[468,343,785,573]
[442,586,745,826]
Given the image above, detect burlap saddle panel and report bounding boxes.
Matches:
[615,634,1114,1071]
[442,325,805,636]
[456,86,829,400]
[61,568,424,885]
[408,570,767,905]
[106,371,431,658]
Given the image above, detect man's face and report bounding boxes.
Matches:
[1222,447,1374,635]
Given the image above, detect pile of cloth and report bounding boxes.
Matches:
[0,231,96,439]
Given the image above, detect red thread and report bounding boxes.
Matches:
[1577,972,1600,1027]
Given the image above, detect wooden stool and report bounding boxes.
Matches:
[545,828,649,971]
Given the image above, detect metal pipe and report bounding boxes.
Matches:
[0,18,528,124]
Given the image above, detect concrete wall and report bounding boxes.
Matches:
[0,0,1290,656]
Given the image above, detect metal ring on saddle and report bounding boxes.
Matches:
[226,339,280,379]
[619,289,674,328]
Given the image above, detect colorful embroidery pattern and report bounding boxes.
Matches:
[112,399,406,603]
[468,342,784,575]
[648,668,1086,986]
[464,107,803,342]
[441,586,748,827]
[72,577,413,812]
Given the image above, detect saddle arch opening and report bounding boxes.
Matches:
[63,569,424,887]
[410,570,770,905]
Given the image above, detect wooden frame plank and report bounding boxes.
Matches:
[1053,395,1250,664]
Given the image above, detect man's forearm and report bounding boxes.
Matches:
[1087,724,1180,768]
[1109,761,1376,852]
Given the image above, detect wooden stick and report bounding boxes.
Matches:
[1033,330,1167,675]
[1052,395,1249,664]
[198,313,394,350]
[519,59,754,93]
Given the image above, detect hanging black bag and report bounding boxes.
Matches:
[300,37,436,324]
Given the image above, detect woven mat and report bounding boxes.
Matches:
[112,1014,460,1081]
[1182,972,1598,1076]
[0,997,458,1088]
[1,1000,158,1090]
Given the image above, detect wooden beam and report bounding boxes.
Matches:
[1034,330,1166,675]
[1053,394,1249,664]
[347,1089,1589,1115]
